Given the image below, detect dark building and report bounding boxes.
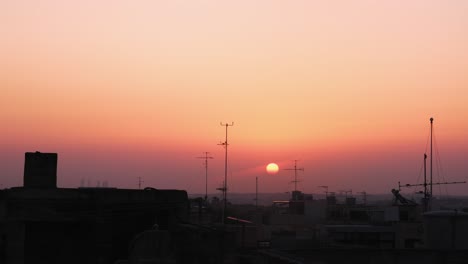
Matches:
[0,152,189,264]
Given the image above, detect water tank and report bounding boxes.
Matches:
[423,210,468,249]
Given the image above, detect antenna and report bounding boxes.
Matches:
[399,181,466,191]
[284,160,304,194]
[218,122,234,224]
[357,191,367,205]
[430,117,433,198]
[318,186,329,197]
[216,181,227,208]
[138,177,143,190]
[339,189,352,198]
[255,176,258,209]
[196,152,214,201]
[216,181,226,193]
[399,179,466,211]
[397,118,466,211]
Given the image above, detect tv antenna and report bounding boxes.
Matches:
[255,177,259,208]
[399,118,466,211]
[339,189,353,198]
[357,191,367,205]
[284,160,304,194]
[138,177,143,190]
[196,152,214,201]
[318,185,329,197]
[218,122,234,224]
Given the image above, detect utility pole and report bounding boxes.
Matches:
[284,160,304,196]
[138,177,143,190]
[196,152,214,201]
[219,122,234,223]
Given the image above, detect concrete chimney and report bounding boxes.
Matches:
[23,152,57,188]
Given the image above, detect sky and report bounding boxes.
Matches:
[1,0,468,197]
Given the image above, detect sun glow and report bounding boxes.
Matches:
[266,163,279,174]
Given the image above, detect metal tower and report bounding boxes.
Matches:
[284,160,304,195]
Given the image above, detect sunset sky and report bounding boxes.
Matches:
[2,1,468,197]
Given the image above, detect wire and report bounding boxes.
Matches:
[415,156,424,190]
[433,130,449,198]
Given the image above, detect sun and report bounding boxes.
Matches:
[266,163,279,174]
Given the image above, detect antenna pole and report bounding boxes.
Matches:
[256,176,258,209]
[219,122,234,223]
[138,177,143,190]
[197,152,214,201]
[318,186,329,197]
[430,117,434,198]
[424,153,428,211]
[284,160,304,199]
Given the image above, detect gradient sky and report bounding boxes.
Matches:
[1,0,468,197]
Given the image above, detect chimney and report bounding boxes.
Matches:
[24,152,57,188]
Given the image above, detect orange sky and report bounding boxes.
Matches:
[1,1,468,197]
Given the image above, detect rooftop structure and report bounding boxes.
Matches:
[0,152,189,264]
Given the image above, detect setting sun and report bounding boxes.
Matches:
[266,163,279,174]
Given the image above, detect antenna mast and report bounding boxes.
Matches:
[398,118,466,211]
[357,191,367,205]
[219,122,234,223]
[430,117,433,198]
[138,177,143,190]
[424,153,428,211]
[339,189,353,198]
[255,176,258,209]
[318,185,329,197]
[196,152,214,201]
[284,160,304,194]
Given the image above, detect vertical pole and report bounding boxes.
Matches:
[424,153,427,212]
[196,152,213,202]
[205,154,208,201]
[294,161,297,192]
[256,176,258,209]
[138,177,143,190]
[224,124,228,210]
[284,160,304,201]
[219,122,233,224]
[430,117,433,198]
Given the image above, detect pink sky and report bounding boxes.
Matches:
[1,1,468,197]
